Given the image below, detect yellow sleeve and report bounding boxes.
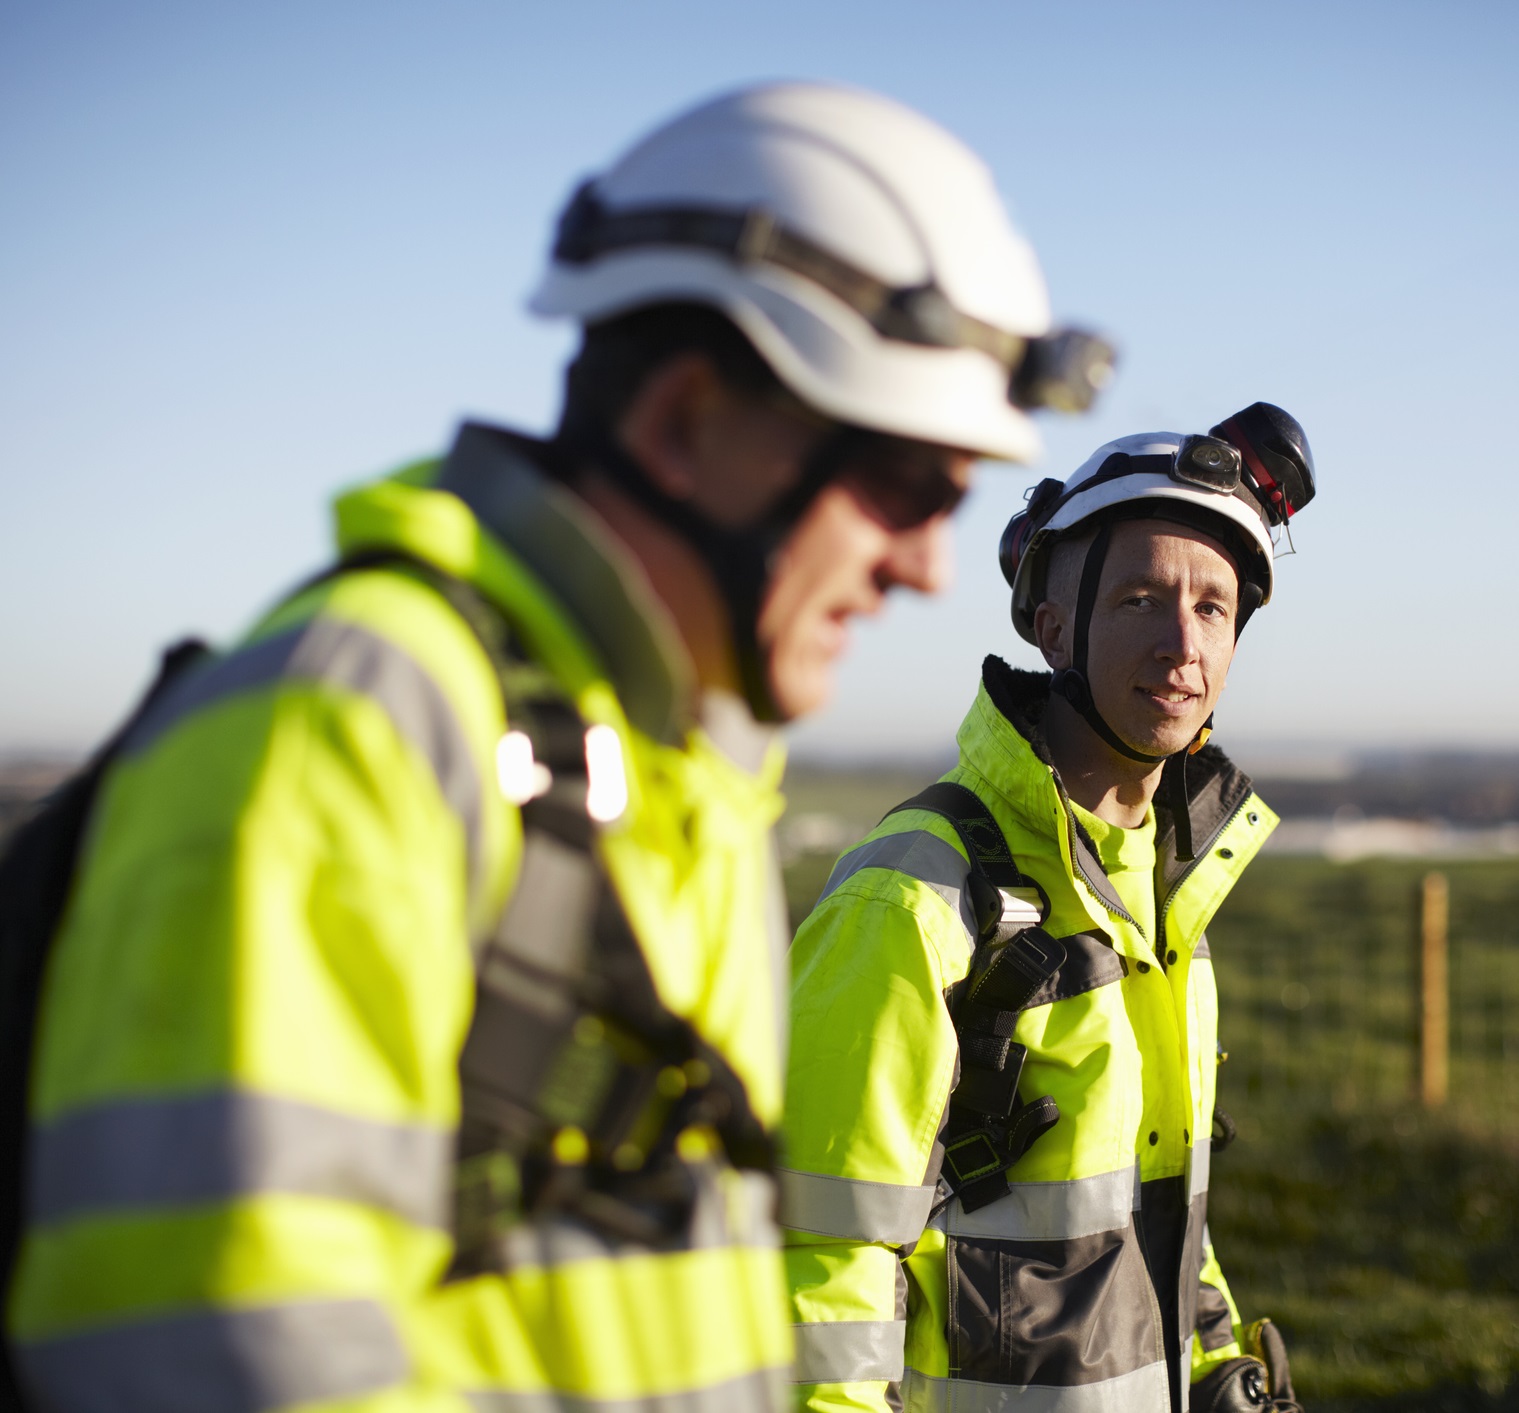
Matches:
[782,838,969,1413]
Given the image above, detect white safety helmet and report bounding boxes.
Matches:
[1001,404,1318,647]
[996,406,1318,855]
[531,81,1111,463]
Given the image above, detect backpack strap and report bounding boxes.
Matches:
[0,637,211,1406]
[885,781,1048,938]
[883,782,1063,1214]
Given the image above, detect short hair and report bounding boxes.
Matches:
[556,303,784,441]
[1038,527,1097,615]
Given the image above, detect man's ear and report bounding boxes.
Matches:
[1032,600,1072,671]
[615,352,726,500]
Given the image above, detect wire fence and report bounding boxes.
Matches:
[1209,857,1519,1142]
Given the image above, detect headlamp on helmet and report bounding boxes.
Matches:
[551,182,1116,420]
[999,403,1317,646]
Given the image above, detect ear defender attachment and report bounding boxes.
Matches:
[999,478,1063,597]
[1210,402,1317,527]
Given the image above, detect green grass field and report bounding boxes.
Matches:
[780,767,1519,1409]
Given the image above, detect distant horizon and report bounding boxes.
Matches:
[7,737,1519,775]
[4,2,1517,754]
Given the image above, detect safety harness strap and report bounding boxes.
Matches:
[557,428,860,723]
[883,785,1062,1213]
[312,551,776,1257]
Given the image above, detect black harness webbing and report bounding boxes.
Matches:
[315,553,777,1259]
[883,783,1062,1214]
[555,427,862,723]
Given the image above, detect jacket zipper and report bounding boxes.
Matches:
[1156,794,1250,953]
[1052,771,1180,1403]
[1052,778,1146,941]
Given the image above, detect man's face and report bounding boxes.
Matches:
[1048,519,1240,758]
[611,353,977,721]
[757,435,976,720]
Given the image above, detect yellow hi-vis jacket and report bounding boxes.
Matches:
[9,423,793,1411]
[782,659,1277,1413]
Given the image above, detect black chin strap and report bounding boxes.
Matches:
[1049,520,1229,862]
[1050,523,1170,766]
[558,426,860,722]
[1163,750,1196,864]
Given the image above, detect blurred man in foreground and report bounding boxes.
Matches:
[4,83,1111,1411]
[784,407,1315,1412]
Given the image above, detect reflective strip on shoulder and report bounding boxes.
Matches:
[464,1366,789,1412]
[902,1361,1170,1413]
[17,1299,407,1413]
[123,617,486,888]
[778,1167,934,1246]
[492,1167,778,1267]
[28,1090,452,1230]
[933,1165,1138,1242]
[793,1319,905,1385]
[818,829,976,945]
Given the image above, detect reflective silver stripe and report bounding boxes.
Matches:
[902,1360,1171,1413]
[779,1167,934,1245]
[465,1366,789,1413]
[933,1165,1139,1242]
[492,1168,778,1267]
[18,1299,407,1413]
[1188,1135,1212,1201]
[793,1319,906,1384]
[819,829,976,946]
[1180,1338,1195,1412]
[123,617,486,888]
[29,1090,451,1229]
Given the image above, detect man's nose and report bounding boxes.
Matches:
[883,516,955,595]
[1154,605,1202,664]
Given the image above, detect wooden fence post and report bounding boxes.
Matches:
[1419,871,1449,1108]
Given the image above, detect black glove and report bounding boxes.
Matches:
[1245,1318,1297,1407]
[1192,1320,1301,1412]
[1192,1357,1272,1412]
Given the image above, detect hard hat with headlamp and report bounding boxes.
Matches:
[531,80,1114,719]
[998,401,1316,853]
[533,82,1113,458]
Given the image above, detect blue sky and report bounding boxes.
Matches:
[2,0,1516,760]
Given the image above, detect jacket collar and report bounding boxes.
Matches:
[972,656,1256,892]
[432,421,695,745]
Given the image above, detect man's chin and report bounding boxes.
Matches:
[1112,719,1208,763]
[766,661,834,723]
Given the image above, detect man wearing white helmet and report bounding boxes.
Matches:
[783,405,1315,1413]
[3,83,1108,1412]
